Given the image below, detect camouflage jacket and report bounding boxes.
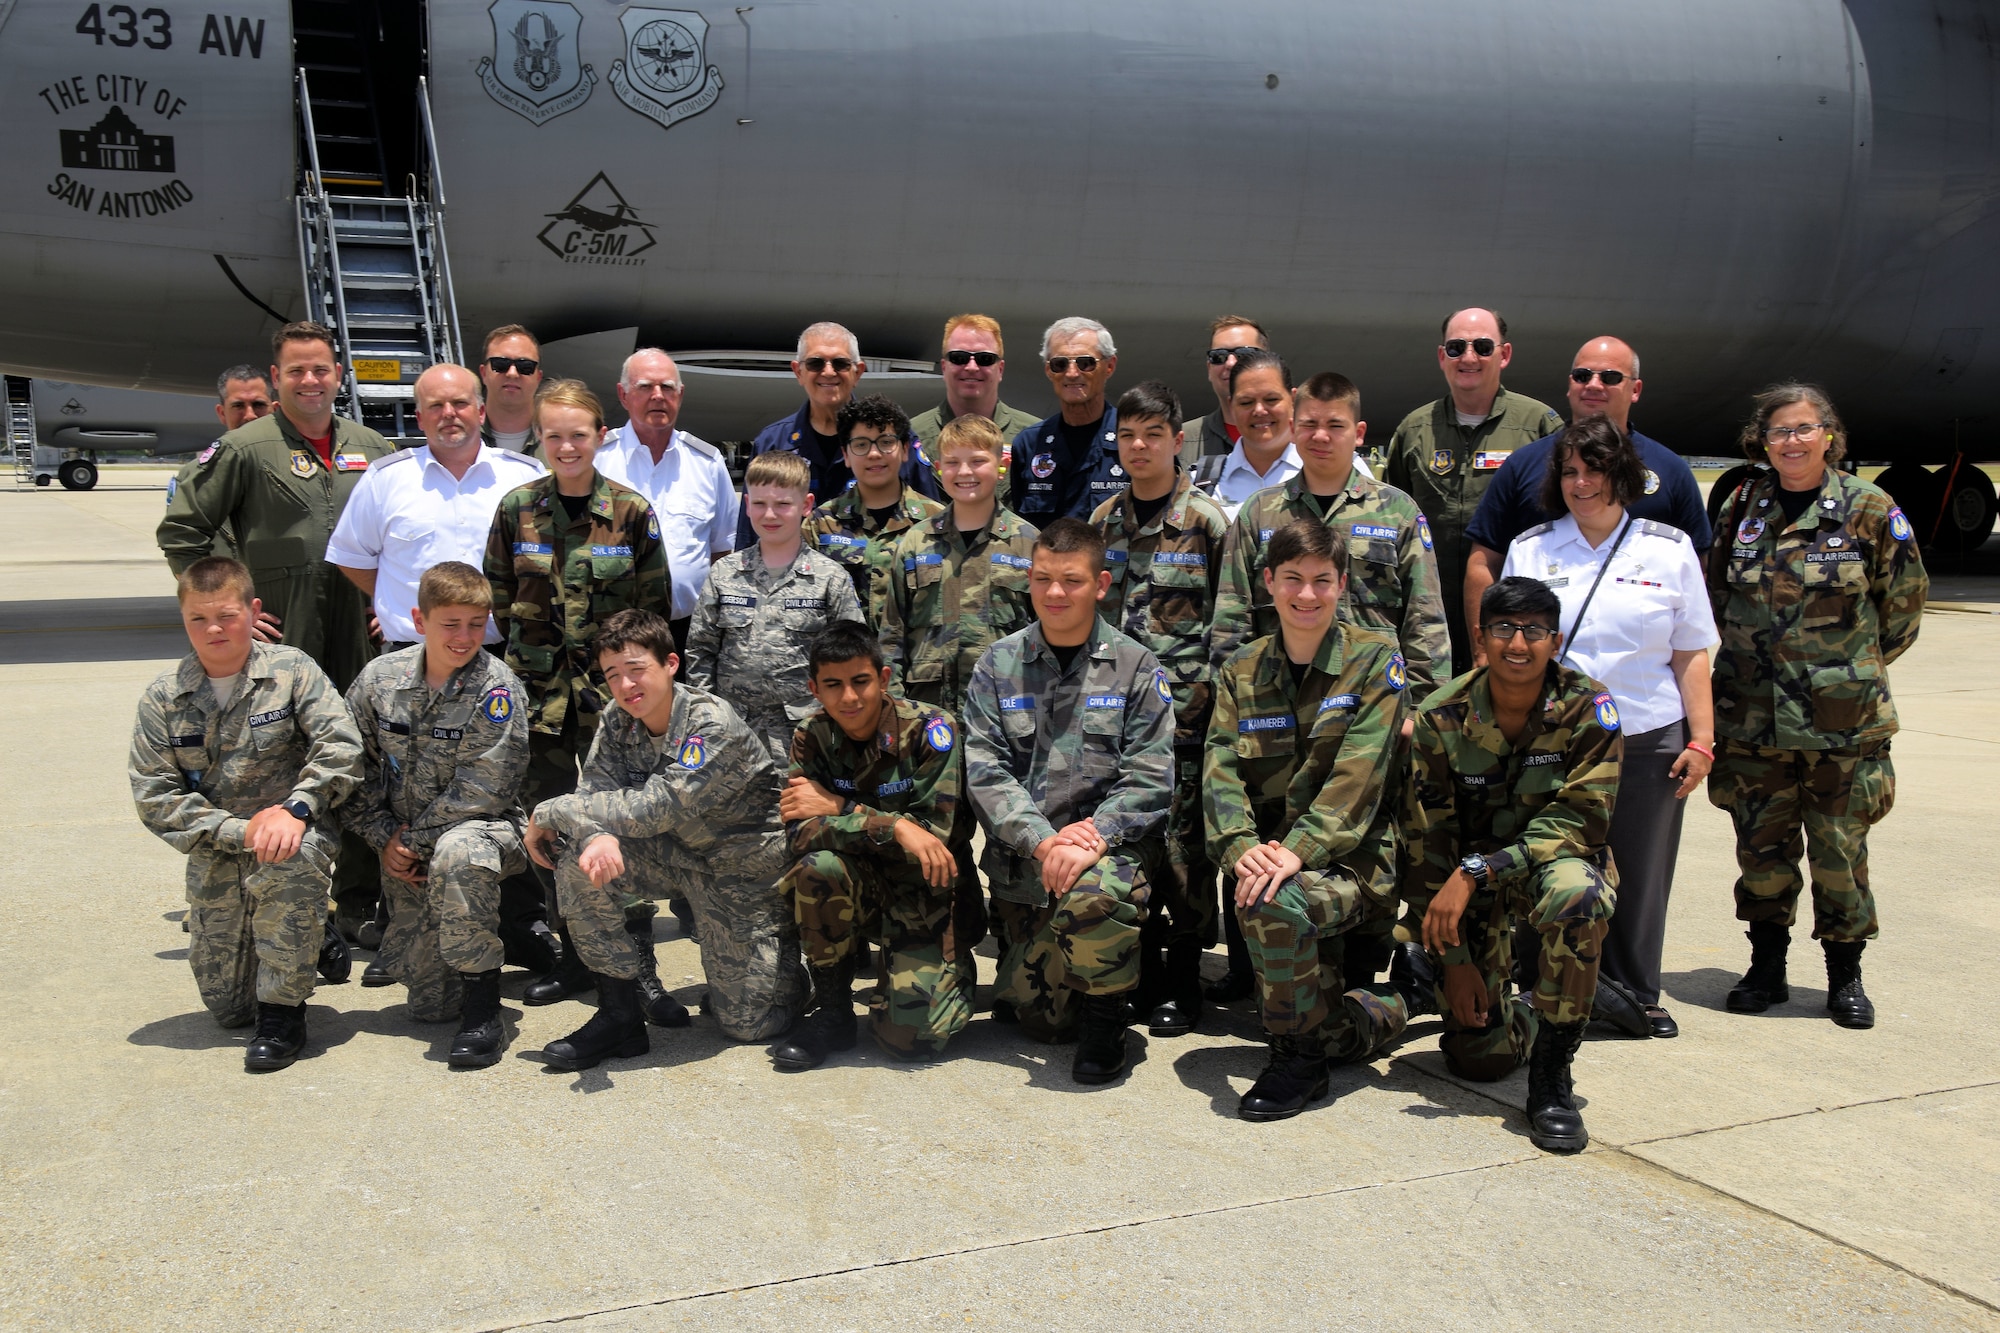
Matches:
[961,616,1176,901]
[1382,389,1565,574]
[129,642,364,856]
[879,504,1040,707]
[342,645,529,858]
[1707,467,1926,750]
[1203,624,1407,879]
[483,471,671,736]
[534,682,786,880]
[785,696,963,858]
[1401,663,1624,966]
[682,543,865,751]
[1089,473,1230,745]
[1209,468,1449,702]
[807,485,944,620]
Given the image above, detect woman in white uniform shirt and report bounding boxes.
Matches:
[1502,418,1718,1039]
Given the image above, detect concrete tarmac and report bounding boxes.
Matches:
[1,472,1996,1332]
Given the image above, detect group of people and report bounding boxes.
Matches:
[131,308,1927,1153]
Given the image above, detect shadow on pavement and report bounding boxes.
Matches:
[1663,966,1830,1017]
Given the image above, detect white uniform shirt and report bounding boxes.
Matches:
[326,443,546,643]
[595,425,737,620]
[1502,514,1719,735]
[1210,441,1304,519]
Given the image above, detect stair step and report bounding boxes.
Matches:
[300,62,363,75]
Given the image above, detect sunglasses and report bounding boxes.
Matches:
[1569,368,1629,386]
[1046,355,1100,374]
[486,356,540,375]
[1484,621,1553,643]
[945,350,999,368]
[1206,346,1259,365]
[1442,338,1497,358]
[801,356,855,374]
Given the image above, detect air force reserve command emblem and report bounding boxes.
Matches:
[478,0,597,126]
[608,7,724,132]
[1429,448,1453,475]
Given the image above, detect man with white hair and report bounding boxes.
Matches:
[739,321,940,548]
[1008,316,1123,525]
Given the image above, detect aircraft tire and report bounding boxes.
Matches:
[57,458,98,491]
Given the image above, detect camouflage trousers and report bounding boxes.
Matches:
[518,720,656,928]
[184,824,338,1026]
[1708,739,1892,942]
[992,839,1163,1042]
[375,820,530,1023]
[777,849,976,1056]
[1237,867,1406,1064]
[557,829,808,1041]
[1158,746,1218,948]
[1437,856,1616,1081]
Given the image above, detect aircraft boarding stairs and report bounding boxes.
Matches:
[6,376,34,487]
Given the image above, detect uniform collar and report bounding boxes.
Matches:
[173,640,278,701]
[1463,663,1571,751]
[1116,473,1197,534]
[1252,622,1347,689]
[1222,440,1301,481]
[392,642,486,695]
[1023,615,1116,670]
[1281,465,1369,509]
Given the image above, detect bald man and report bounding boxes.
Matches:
[1460,336,1712,657]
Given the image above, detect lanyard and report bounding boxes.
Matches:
[1557,514,1633,668]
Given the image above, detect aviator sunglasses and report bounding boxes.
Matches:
[801,356,855,373]
[1442,337,1498,358]
[945,350,1000,367]
[1570,367,1629,386]
[1046,355,1100,374]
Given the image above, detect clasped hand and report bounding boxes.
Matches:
[1033,820,1105,896]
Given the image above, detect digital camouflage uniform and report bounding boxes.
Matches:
[1090,473,1229,948]
[777,697,974,1055]
[1206,625,1410,1063]
[961,617,1176,1040]
[682,544,864,761]
[484,470,671,924]
[807,485,943,623]
[1401,663,1623,1080]
[533,684,808,1041]
[343,646,531,1021]
[1383,390,1565,673]
[879,504,1040,717]
[129,643,364,1025]
[1705,468,1926,941]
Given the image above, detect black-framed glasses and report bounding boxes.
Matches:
[1047,355,1100,374]
[944,349,999,368]
[1443,338,1497,358]
[1206,345,1259,365]
[1764,422,1828,444]
[1484,620,1553,642]
[843,433,903,457]
[801,356,855,374]
[1570,367,1628,386]
[486,356,540,375]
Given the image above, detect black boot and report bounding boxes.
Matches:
[1823,939,1876,1029]
[1148,938,1205,1037]
[1388,942,1440,1016]
[356,896,388,952]
[1237,1034,1331,1122]
[1592,975,1651,1038]
[316,914,351,985]
[522,924,594,1006]
[1525,1019,1589,1153]
[1726,920,1791,1013]
[771,958,859,1070]
[538,976,650,1071]
[361,949,396,987]
[244,1002,308,1071]
[1071,992,1132,1084]
[448,969,506,1068]
[628,919,691,1028]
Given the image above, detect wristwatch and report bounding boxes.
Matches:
[1458,853,1490,891]
[282,799,312,822]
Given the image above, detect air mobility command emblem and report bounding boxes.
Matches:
[608,7,724,132]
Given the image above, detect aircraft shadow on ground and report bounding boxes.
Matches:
[0,596,184,665]
[1662,966,1830,1017]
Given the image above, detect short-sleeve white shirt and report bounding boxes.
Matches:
[1211,441,1303,520]
[1502,514,1719,735]
[595,425,737,619]
[325,443,546,643]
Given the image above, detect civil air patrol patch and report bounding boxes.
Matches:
[165,477,177,502]
[991,552,1031,569]
[481,688,513,723]
[1031,453,1057,479]
[290,450,315,478]
[1352,524,1399,540]
[1593,692,1621,732]
[1736,518,1765,545]
[1643,468,1661,496]
[912,442,931,468]
[647,510,661,540]
[677,736,708,769]
[1430,448,1453,475]
[1385,653,1408,692]
[1154,667,1172,705]
[590,545,633,557]
[1417,516,1433,551]
[1320,693,1359,713]
[1888,507,1913,542]
[925,716,955,753]
[195,442,219,465]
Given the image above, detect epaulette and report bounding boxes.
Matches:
[1632,517,1687,543]
[1517,519,1557,540]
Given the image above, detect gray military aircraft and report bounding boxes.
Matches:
[0,0,1993,545]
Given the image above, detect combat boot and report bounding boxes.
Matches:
[243,1002,308,1072]
[448,969,506,1069]
[1147,938,1205,1037]
[1237,1034,1331,1122]
[1389,942,1440,1016]
[1591,975,1651,1038]
[1525,1019,1589,1153]
[1071,992,1131,1085]
[522,924,594,1006]
[771,956,859,1071]
[1726,920,1791,1013]
[628,919,690,1028]
[356,896,388,952]
[1822,939,1876,1029]
[316,914,351,985]
[537,976,650,1071]
[360,950,396,987]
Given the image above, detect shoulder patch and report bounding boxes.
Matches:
[1593,692,1621,732]
[924,715,955,753]
[196,442,219,465]
[1154,666,1172,705]
[647,510,661,541]
[480,687,513,724]
[677,736,708,770]
[1385,653,1408,692]
[165,477,177,503]
[1887,507,1913,543]
[1643,468,1661,496]
[1417,515,1433,550]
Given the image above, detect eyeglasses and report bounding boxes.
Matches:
[1570,367,1629,386]
[801,356,855,374]
[1443,338,1497,358]
[1483,621,1553,643]
[844,434,902,457]
[1047,355,1100,374]
[944,350,999,368]
[1206,346,1259,365]
[486,356,540,375]
[626,379,681,396]
[1764,422,1828,444]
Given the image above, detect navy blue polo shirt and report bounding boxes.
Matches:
[1464,428,1712,553]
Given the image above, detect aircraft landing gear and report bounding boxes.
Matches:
[56,458,97,491]
[1878,458,1995,554]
